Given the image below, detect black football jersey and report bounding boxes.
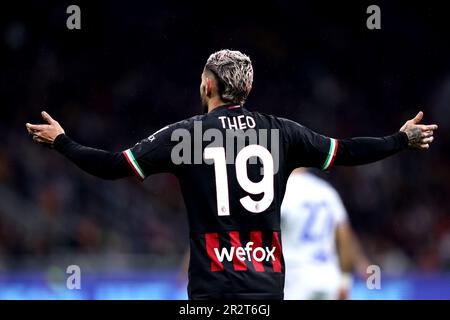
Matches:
[122,104,338,299]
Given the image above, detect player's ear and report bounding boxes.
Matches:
[205,77,213,97]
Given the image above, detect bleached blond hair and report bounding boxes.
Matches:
[205,49,253,105]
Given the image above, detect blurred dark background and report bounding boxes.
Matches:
[0,0,449,278]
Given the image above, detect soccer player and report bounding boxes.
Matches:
[26,50,437,300]
[281,168,369,300]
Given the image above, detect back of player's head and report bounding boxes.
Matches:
[205,49,253,105]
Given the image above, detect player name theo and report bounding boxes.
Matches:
[218,115,256,130]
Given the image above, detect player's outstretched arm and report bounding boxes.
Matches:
[26,111,133,180]
[333,111,438,166]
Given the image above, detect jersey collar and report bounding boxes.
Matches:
[209,104,242,114]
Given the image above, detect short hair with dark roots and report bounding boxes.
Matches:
[205,49,253,105]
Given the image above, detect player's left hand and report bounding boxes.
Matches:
[26,111,65,145]
[399,111,438,150]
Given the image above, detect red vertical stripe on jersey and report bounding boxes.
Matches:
[205,233,224,272]
[249,231,265,272]
[271,232,282,273]
[229,231,248,271]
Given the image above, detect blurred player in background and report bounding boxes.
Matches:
[282,168,370,300]
[25,49,437,299]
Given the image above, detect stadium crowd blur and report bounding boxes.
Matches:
[1,1,449,274]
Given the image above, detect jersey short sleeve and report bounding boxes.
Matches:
[122,124,177,179]
[281,118,339,171]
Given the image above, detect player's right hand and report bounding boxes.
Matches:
[26,111,65,145]
[399,111,438,150]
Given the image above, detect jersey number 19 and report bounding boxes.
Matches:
[204,145,274,216]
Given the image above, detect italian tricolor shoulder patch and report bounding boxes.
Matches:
[123,149,146,180]
[321,138,338,171]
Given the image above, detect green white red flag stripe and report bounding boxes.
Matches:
[123,149,145,180]
[322,138,338,171]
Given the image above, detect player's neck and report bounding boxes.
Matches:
[207,98,231,113]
